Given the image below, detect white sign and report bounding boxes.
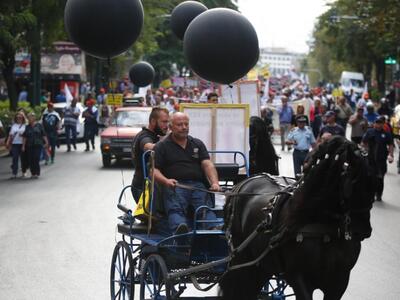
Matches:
[181,104,250,173]
[219,80,260,117]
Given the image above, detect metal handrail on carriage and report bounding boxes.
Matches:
[208,150,249,178]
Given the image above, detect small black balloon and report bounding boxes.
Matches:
[183,8,259,84]
[171,1,208,40]
[129,62,155,87]
[64,0,144,59]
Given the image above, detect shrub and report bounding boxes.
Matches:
[0,100,46,131]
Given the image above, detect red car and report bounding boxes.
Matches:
[100,107,152,167]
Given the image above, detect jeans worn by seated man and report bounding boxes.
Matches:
[163,181,216,233]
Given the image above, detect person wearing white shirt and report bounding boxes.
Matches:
[6,112,28,178]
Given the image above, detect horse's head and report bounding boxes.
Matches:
[293,136,374,226]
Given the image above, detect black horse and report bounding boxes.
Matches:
[220,136,375,300]
[249,116,279,176]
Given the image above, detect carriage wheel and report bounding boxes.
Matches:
[140,254,172,300]
[258,277,294,300]
[110,241,135,300]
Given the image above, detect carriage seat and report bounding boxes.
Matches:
[214,163,240,182]
[117,222,155,235]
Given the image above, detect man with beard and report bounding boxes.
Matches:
[153,112,220,234]
[131,107,169,202]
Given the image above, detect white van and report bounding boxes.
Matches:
[340,71,365,95]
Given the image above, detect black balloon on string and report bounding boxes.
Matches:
[129,62,155,87]
[183,8,259,84]
[64,0,144,59]
[170,1,208,40]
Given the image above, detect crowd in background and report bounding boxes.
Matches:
[1,77,400,188]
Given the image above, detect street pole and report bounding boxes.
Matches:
[396,47,400,104]
[30,0,41,107]
[396,63,399,104]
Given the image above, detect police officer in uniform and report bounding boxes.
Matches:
[286,115,316,177]
[362,116,394,201]
[131,107,169,202]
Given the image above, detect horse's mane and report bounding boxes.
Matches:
[284,136,373,232]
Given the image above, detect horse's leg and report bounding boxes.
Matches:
[321,272,350,300]
[219,266,266,300]
[290,275,313,300]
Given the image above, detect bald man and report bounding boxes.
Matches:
[153,112,220,234]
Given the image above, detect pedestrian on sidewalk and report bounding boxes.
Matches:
[22,113,48,179]
[83,99,98,151]
[42,102,61,164]
[6,112,28,179]
[286,115,316,178]
[64,98,80,152]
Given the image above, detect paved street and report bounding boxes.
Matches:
[0,140,399,299]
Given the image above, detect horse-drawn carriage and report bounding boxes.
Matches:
[110,135,374,300]
[110,150,294,300]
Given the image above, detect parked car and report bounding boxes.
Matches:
[100,106,152,167]
[53,102,85,141]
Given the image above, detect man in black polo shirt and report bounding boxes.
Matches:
[362,116,394,201]
[131,107,169,202]
[317,110,345,143]
[154,112,220,234]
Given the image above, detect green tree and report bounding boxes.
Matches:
[0,0,35,110]
[309,0,400,93]
[27,0,66,106]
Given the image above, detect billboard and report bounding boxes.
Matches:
[14,42,86,81]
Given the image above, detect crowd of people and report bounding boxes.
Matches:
[2,80,400,204]
[3,95,105,179]
[262,86,399,202]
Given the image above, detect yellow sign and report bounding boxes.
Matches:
[260,66,270,78]
[106,94,123,106]
[332,88,343,98]
[160,79,172,88]
[247,69,258,80]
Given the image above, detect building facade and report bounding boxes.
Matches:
[259,47,305,76]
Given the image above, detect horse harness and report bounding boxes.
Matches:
[177,170,367,276]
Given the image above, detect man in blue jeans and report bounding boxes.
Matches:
[63,98,80,152]
[153,112,220,234]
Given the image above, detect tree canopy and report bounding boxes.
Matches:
[308,0,400,92]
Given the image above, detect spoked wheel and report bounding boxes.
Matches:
[258,277,294,300]
[140,254,172,300]
[110,241,135,300]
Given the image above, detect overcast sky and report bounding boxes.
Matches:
[238,0,333,53]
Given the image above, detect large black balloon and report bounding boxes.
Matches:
[64,0,144,59]
[170,1,208,40]
[129,62,155,87]
[183,8,259,84]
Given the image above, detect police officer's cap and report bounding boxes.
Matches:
[296,115,307,123]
